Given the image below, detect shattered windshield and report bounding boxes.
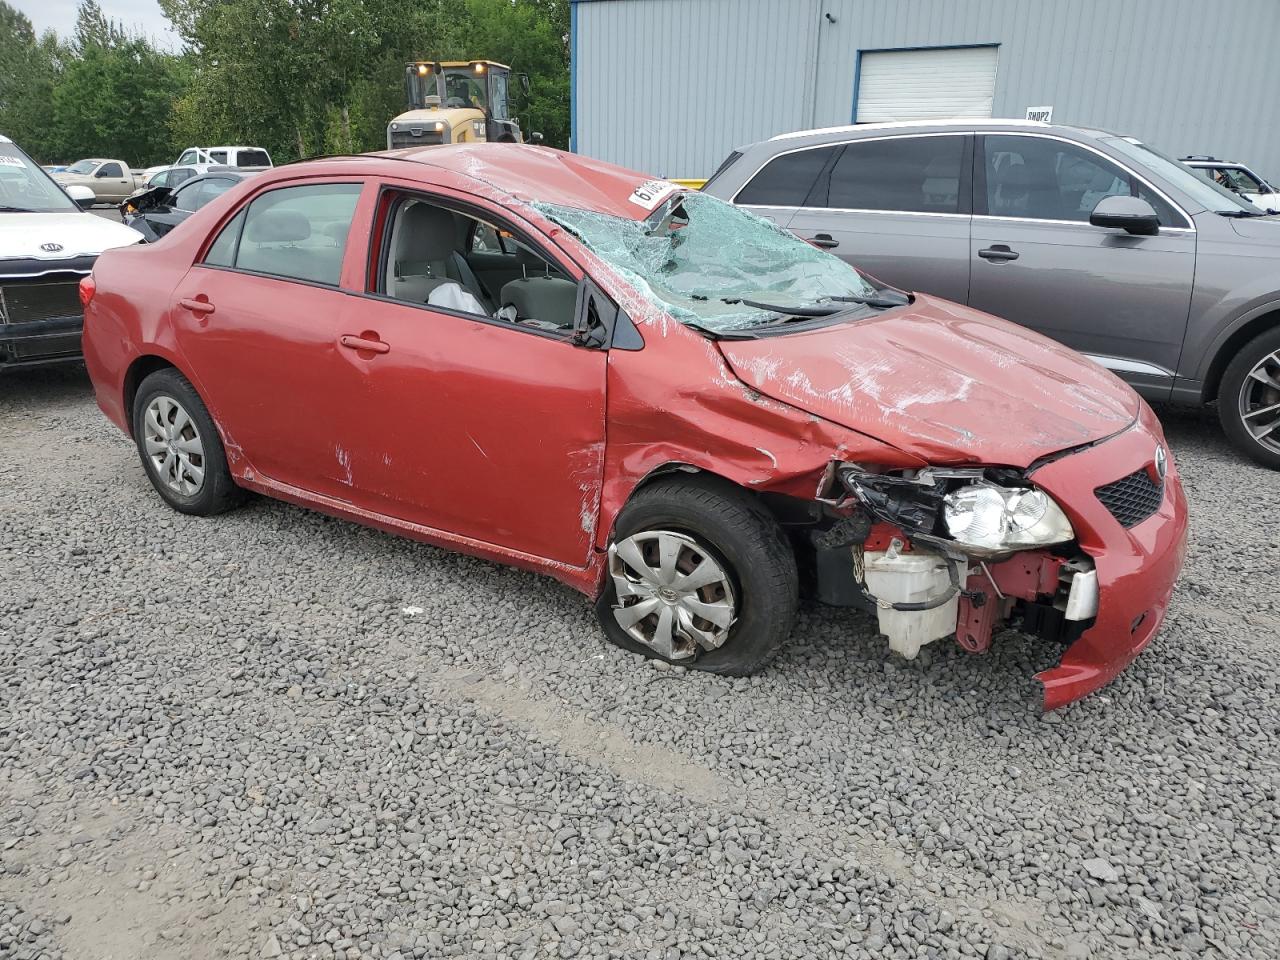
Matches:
[534,192,879,333]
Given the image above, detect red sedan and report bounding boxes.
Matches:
[81,145,1188,709]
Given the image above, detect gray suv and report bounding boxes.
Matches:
[703,120,1280,469]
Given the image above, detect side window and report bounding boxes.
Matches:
[237,149,271,168]
[228,183,362,285]
[178,150,197,165]
[982,135,1187,227]
[172,181,204,212]
[99,162,123,178]
[208,150,229,164]
[150,171,170,187]
[196,177,237,208]
[204,210,246,266]
[827,136,964,213]
[382,194,575,332]
[172,168,194,186]
[735,146,835,207]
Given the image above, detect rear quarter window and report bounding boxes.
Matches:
[735,146,836,207]
[237,150,271,168]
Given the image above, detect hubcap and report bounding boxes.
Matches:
[607,530,737,660]
[1239,349,1280,454]
[143,396,206,496]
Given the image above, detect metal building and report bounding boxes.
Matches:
[570,0,1280,180]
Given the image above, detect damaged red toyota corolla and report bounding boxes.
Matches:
[80,145,1188,710]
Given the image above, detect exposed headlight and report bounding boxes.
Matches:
[390,122,399,130]
[943,485,1073,553]
[472,119,484,136]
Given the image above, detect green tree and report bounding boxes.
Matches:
[0,2,67,161]
[51,1,185,167]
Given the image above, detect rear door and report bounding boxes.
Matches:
[169,179,367,498]
[968,133,1196,399]
[786,134,973,301]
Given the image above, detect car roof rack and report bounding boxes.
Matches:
[1180,155,1218,161]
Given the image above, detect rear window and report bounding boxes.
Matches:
[237,149,271,168]
[221,183,362,286]
[735,147,835,207]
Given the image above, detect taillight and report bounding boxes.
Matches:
[78,275,96,308]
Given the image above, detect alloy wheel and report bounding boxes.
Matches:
[607,530,737,660]
[1238,349,1280,455]
[143,395,206,496]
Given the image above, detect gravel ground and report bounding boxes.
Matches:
[1,365,1277,960]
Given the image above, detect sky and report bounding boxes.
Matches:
[14,0,181,50]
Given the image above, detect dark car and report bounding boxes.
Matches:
[120,170,258,241]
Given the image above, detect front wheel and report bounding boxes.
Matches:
[595,476,798,675]
[1218,328,1280,470]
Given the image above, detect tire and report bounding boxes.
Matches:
[595,475,799,675]
[131,368,246,515]
[1217,327,1280,470]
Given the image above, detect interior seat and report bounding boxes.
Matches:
[389,202,492,311]
[499,247,577,329]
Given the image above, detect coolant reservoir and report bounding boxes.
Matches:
[862,542,958,659]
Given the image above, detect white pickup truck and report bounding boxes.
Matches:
[51,158,142,204]
[173,145,273,174]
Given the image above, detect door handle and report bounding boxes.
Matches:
[978,245,1019,262]
[178,297,216,315]
[339,334,390,355]
[808,234,840,249]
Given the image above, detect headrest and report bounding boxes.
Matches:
[246,209,309,243]
[398,202,457,261]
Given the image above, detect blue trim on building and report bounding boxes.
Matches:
[570,2,579,152]
[851,43,1000,124]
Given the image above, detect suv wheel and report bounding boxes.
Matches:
[1219,328,1280,469]
[595,476,798,675]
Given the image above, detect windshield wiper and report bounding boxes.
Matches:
[721,297,845,317]
[0,205,36,213]
[1219,209,1267,218]
[829,290,912,308]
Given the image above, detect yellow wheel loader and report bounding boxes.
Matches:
[387,60,541,149]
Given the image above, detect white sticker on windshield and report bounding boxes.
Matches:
[0,156,25,167]
[629,179,678,210]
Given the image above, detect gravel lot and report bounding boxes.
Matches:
[2,365,1277,960]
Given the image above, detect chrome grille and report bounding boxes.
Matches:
[1095,468,1163,529]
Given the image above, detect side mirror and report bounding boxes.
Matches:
[1089,195,1159,236]
[66,184,95,209]
[518,73,531,95]
[528,132,544,145]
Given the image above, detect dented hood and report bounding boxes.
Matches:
[716,295,1140,468]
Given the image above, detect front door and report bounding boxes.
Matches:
[169,181,366,499]
[786,134,974,302]
[332,187,607,568]
[968,134,1196,400]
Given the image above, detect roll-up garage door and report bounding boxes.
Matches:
[855,46,998,122]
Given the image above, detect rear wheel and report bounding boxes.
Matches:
[131,368,246,515]
[1218,328,1280,470]
[595,476,798,675]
